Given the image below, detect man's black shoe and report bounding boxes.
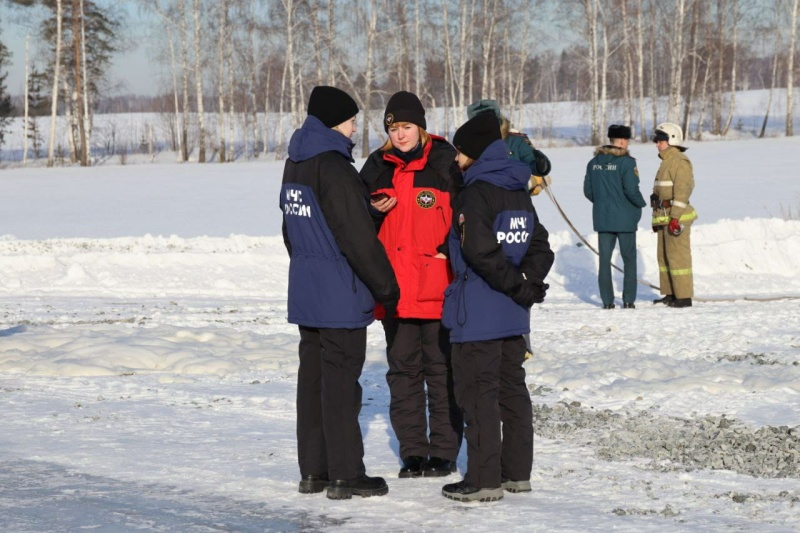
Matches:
[623,303,635,309]
[298,474,329,494]
[668,298,692,308]
[398,456,425,478]
[326,474,388,500]
[602,304,615,309]
[653,295,674,305]
[423,457,456,477]
[442,479,503,502]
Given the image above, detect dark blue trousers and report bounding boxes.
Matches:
[598,231,638,306]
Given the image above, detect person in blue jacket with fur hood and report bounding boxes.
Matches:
[441,111,554,503]
[280,86,400,501]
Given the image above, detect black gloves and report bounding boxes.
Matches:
[533,150,551,177]
[510,275,549,307]
[531,279,549,304]
[650,193,659,208]
[510,281,535,307]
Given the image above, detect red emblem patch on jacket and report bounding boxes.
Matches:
[416,190,436,209]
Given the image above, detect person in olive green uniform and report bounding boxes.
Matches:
[650,122,697,308]
[583,124,647,309]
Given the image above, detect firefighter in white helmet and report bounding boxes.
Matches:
[650,122,697,308]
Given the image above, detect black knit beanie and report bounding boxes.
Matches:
[384,91,426,131]
[452,111,502,160]
[607,124,632,140]
[307,86,359,128]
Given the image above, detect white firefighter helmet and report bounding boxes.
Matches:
[654,122,684,148]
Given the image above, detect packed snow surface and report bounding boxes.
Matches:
[2,132,799,531]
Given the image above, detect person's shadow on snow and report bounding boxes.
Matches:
[0,325,27,337]
[360,354,469,478]
[557,234,601,305]
[360,358,401,469]
[557,231,660,306]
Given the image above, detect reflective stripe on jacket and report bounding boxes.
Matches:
[652,146,698,226]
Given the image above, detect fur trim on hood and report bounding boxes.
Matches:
[594,145,630,158]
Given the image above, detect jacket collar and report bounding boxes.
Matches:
[287,116,355,163]
[463,139,530,191]
[382,138,433,171]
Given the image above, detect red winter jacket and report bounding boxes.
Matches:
[360,136,461,319]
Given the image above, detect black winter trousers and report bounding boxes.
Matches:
[382,317,463,462]
[296,325,367,481]
[452,336,533,489]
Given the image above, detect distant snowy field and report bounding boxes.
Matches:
[1,94,800,531]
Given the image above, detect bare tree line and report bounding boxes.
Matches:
[3,0,800,166]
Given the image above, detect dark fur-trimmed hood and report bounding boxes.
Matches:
[594,145,631,158]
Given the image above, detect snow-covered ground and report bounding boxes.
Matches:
[2,122,800,530]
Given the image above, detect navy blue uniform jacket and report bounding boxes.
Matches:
[443,140,554,343]
[280,116,399,328]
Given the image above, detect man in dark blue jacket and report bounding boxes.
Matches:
[280,86,400,500]
[583,124,647,309]
[441,111,554,502]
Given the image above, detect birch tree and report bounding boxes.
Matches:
[393,2,411,89]
[193,0,207,162]
[667,0,687,123]
[721,0,740,135]
[248,0,260,158]
[598,4,611,141]
[648,0,658,132]
[79,0,92,163]
[326,0,336,85]
[681,0,702,136]
[760,3,783,138]
[415,0,421,96]
[216,0,228,162]
[621,0,633,127]
[275,0,298,157]
[24,34,30,166]
[359,0,380,157]
[440,0,455,131]
[583,0,601,145]
[787,0,799,136]
[711,0,726,133]
[636,0,647,141]
[145,0,183,159]
[480,0,500,98]
[48,0,63,166]
[311,0,324,84]
[179,0,190,161]
[227,19,235,158]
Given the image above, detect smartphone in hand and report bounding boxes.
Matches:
[370,192,390,202]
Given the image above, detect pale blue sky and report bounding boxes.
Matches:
[1,1,158,97]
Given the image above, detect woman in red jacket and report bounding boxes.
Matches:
[360,91,463,479]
